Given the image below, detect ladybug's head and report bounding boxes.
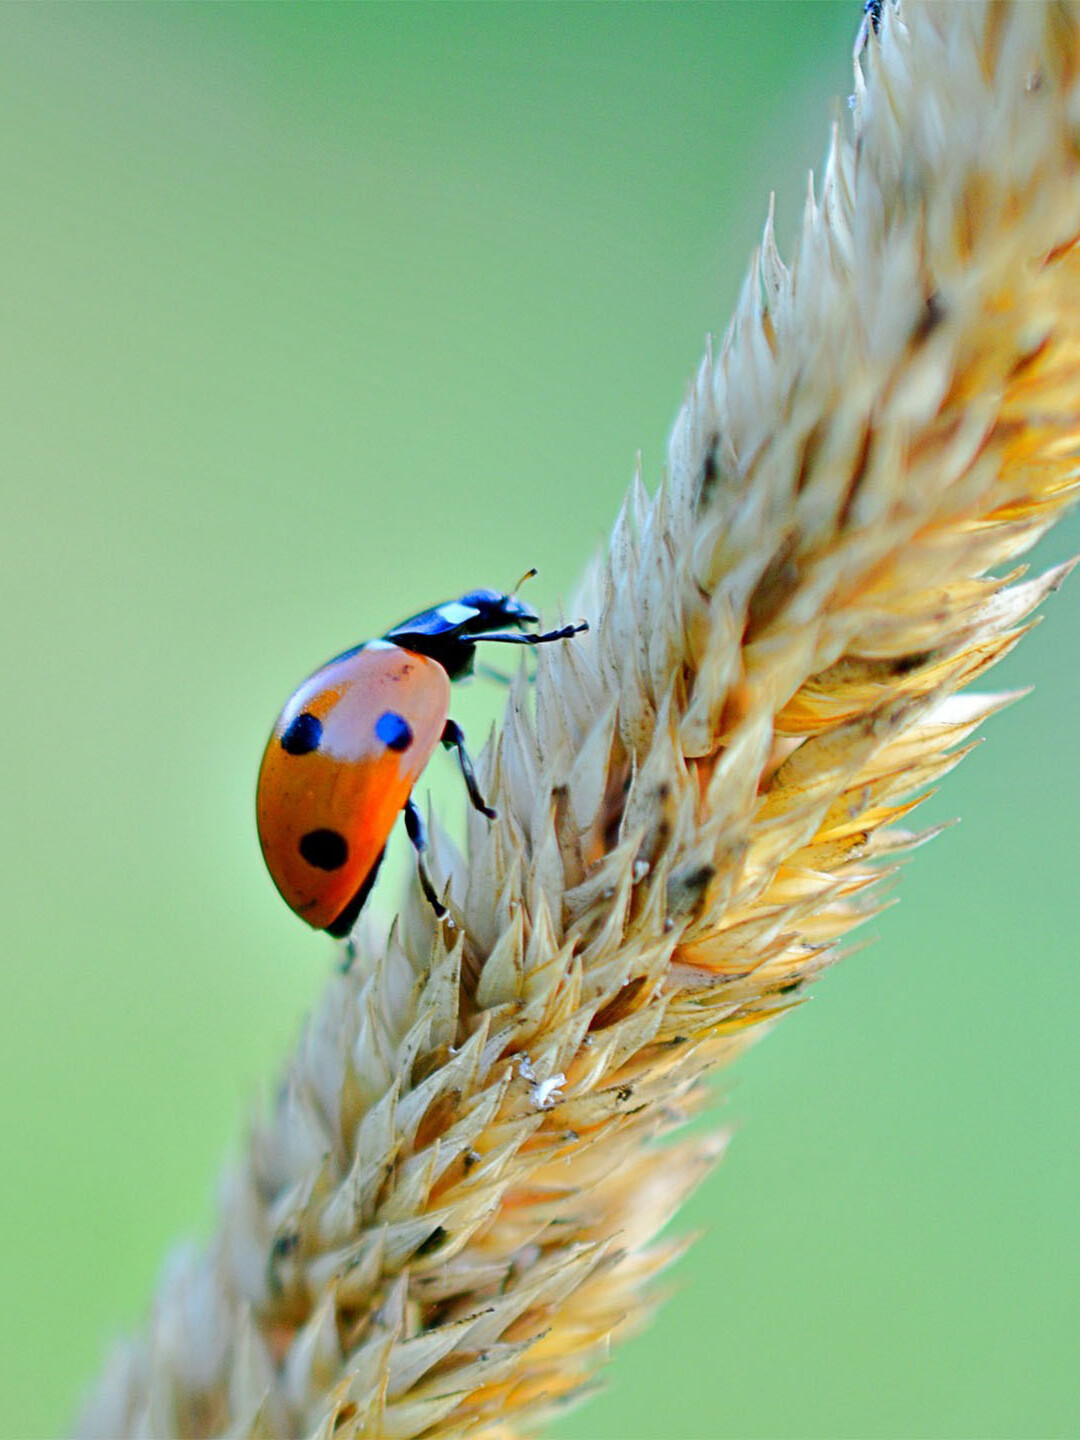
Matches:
[457,588,538,630]
[384,572,582,684]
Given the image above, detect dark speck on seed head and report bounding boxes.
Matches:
[416,1225,447,1256]
[270,1231,300,1261]
[913,291,945,343]
[700,434,719,504]
[281,711,322,755]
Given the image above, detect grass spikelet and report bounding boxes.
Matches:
[77,3,1080,1435]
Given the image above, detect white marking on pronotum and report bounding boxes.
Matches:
[364,639,397,651]
[435,601,480,626]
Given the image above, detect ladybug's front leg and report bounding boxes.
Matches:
[471,621,588,648]
[441,720,496,820]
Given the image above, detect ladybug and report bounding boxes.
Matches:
[256,580,587,937]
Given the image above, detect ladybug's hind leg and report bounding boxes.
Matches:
[442,720,496,820]
[403,797,448,919]
[475,660,517,687]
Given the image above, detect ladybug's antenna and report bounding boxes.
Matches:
[510,566,538,596]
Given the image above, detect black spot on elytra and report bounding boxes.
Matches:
[299,828,349,871]
[375,710,413,752]
[325,845,386,938]
[281,711,322,755]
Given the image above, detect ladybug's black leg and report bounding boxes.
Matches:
[476,620,588,647]
[403,797,447,919]
[442,719,496,819]
[475,661,516,686]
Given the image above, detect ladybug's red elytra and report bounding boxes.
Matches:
[256,582,587,937]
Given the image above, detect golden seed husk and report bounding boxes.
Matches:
[77,4,1080,1436]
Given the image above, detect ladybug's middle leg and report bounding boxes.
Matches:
[441,719,496,820]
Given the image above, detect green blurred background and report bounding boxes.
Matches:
[1,5,1077,1437]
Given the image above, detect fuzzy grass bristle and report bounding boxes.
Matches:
[78,4,1080,1436]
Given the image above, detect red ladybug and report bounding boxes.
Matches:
[256,582,586,936]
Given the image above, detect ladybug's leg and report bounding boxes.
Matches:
[403,797,447,919]
[442,719,496,819]
[475,661,516,686]
[475,620,588,647]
